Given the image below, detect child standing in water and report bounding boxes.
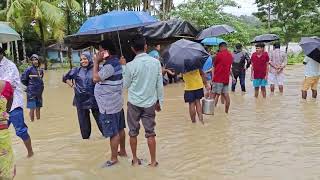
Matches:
[0,80,15,179]
[251,43,270,98]
[183,69,210,124]
[21,54,44,121]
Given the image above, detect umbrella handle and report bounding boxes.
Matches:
[117,31,123,56]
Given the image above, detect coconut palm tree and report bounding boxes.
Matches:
[7,0,64,69]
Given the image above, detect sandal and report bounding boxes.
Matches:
[101,160,118,168]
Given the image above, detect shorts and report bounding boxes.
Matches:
[268,73,285,86]
[253,79,268,88]
[27,97,43,109]
[212,82,229,94]
[127,102,156,138]
[99,109,126,138]
[302,76,320,91]
[184,88,204,103]
[8,107,30,141]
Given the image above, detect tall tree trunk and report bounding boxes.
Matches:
[14,40,18,64]
[38,20,47,70]
[67,9,73,69]
[143,0,149,11]
[161,0,165,20]
[21,31,27,63]
[83,0,87,16]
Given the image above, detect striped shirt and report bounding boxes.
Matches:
[94,56,123,114]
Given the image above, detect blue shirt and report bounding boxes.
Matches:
[304,56,320,77]
[123,53,164,108]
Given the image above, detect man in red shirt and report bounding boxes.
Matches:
[212,42,233,113]
[251,43,269,98]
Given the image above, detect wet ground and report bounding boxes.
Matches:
[12,65,320,180]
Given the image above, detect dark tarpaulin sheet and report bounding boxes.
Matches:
[64,20,199,61]
[142,19,199,40]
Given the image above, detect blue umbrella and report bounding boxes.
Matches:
[201,37,225,46]
[77,10,158,35]
[76,10,158,55]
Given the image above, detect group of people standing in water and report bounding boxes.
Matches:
[0,32,319,178]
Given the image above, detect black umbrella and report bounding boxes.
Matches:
[299,37,320,63]
[251,34,280,43]
[196,24,235,40]
[162,39,210,73]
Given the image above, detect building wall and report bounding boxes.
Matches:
[47,50,81,63]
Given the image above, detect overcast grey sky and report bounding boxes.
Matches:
[173,0,258,16]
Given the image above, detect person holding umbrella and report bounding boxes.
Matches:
[301,56,320,100]
[299,37,320,100]
[93,40,127,167]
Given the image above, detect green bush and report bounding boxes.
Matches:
[287,53,305,65]
[18,62,30,73]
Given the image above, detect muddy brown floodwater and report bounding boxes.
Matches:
[11,65,320,180]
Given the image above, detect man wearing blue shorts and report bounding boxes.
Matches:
[93,40,127,167]
[251,43,270,98]
[0,47,34,157]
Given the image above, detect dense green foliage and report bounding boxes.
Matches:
[172,0,267,46]
[254,0,320,47]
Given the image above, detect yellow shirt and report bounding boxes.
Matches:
[183,70,204,91]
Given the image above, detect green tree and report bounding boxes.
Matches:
[254,0,319,51]
[7,0,64,69]
[172,0,261,46]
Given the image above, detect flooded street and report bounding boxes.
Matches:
[12,65,320,180]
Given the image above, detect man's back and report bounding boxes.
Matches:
[304,56,320,77]
[213,50,233,84]
[124,53,163,108]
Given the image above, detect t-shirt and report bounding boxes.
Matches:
[183,69,204,91]
[251,52,269,79]
[304,56,320,77]
[213,49,233,84]
[202,56,214,81]
[94,56,123,114]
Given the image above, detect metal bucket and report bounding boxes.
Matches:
[202,98,215,115]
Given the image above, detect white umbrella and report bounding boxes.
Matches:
[0,23,21,43]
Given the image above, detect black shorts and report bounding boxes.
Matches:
[184,88,204,103]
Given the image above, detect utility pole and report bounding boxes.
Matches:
[268,0,271,52]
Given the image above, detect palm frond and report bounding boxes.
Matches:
[39,1,64,26]
[68,0,81,11]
